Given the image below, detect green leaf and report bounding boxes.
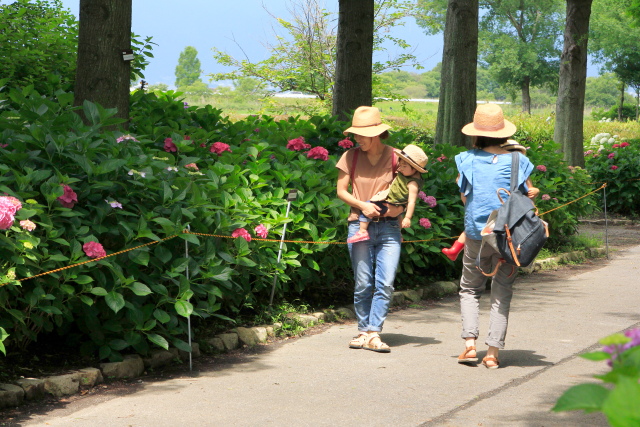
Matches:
[60,284,75,295]
[581,351,612,361]
[73,275,94,285]
[600,333,631,346]
[78,295,94,306]
[128,249,149,266]
[552,383,609,413]
[105,292,125,313]
[171,338,192,353]
[109,339,129,351]
[601,376,640,426]
[48,253,69,262]
[90,287,108,296]
[147,333,169,350]
[154,245,173,263]
[175,300,193,317]
[129,282,152,296]
[153,309,171,324]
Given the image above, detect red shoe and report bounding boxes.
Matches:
[442,240,464,261]
[347,230,370,243]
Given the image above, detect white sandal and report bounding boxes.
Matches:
[349,333,368,349]
[363,332,391,353]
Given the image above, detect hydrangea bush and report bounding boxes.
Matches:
[585,136,640,216]
[553,329,640,426]
[0,86,599,360]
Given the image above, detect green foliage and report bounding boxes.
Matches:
[592,104,638,122]
[0,0,78,93]
[585,137,640,216]
[210,0,419,101]
[553,329,640,426]
[175,46,203,89]
[513,127,598,248]
[586,73,626,109]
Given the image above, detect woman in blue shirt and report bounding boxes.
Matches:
[454,104,534,369]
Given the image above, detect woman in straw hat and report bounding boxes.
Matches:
[454,103,535,369]
[336,106,406,353]
[441,139,539,261]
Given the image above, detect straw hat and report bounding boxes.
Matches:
[343,106,392,137]
[500,139,527,155]
[461,104,516,138]
[395,144,428,173]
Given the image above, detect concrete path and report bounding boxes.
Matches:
[20,245,640,427]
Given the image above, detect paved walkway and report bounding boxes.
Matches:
[19,245,640,426]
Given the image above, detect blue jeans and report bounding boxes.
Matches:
[348,220,402,332]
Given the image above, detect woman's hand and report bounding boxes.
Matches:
[360,202,382,219]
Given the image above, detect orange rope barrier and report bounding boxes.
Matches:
[1,181,609,288]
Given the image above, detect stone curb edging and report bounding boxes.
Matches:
[1,244,610,410]
[0,280,459,410]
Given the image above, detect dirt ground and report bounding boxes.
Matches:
[1,221,639,424]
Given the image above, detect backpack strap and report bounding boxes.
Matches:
[510,152,519,192]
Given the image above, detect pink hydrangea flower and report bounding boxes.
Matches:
[306,146,329,161]
[338,138,354,149]
[58,185,78,208]
[536,165,547,172]
[210,142,232,155]
[418,191,428,203]
[287,137,311,151]
[419,218,432,229]
[83,241,106,258]
[116,134,139,143]
[608,152,616,159]
[613,144,620,148]
[0,196,22,230]
[424,195,437,208]
[542,194,551,200]
[584,150,593,156]
[0,143,8,148]
[437,155,447,162]
[163,137,177,152]
[20,220,36,231]
[611,165,619,170]
[620,142,630,147]
[105,200,123,209]
[185,163,199,171]
[231,228,252,242]
[254,224,268,239]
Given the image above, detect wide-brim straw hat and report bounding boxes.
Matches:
[343,106,392,137]
[395,144,428,173]
[461,103,517,138]
[501,139,527,155]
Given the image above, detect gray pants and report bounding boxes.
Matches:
[459,238,517,349]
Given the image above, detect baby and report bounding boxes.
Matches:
[348,144,428,243]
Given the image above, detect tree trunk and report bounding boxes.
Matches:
[435,0,479,148]
[332,0,374,122]
[553,0,592,167]
[618,82,625,121]
[74,0,132,127]
[521,76,531,114]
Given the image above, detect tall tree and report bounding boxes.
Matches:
[479,0,563,114]
[553,0,593,167]
[436,0,479,147]
[589,0,640,120]
[0,0,77,93]
[175,46,203,89]
[332,0,375,120]
[74,0,132,124]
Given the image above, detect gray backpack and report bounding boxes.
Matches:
[493,152,549,267]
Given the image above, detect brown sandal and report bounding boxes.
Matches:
[482,356,500,369]
[457,346,478,363]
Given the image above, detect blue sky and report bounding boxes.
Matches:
[8,0,600,87]
[55,0,442,87]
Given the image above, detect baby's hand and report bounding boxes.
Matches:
[401,217,411,229]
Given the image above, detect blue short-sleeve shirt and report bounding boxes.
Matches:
[455,150,534,240]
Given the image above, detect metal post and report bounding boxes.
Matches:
[185,225,192,371]
[269,190,298,308]
[603,185,609,260]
